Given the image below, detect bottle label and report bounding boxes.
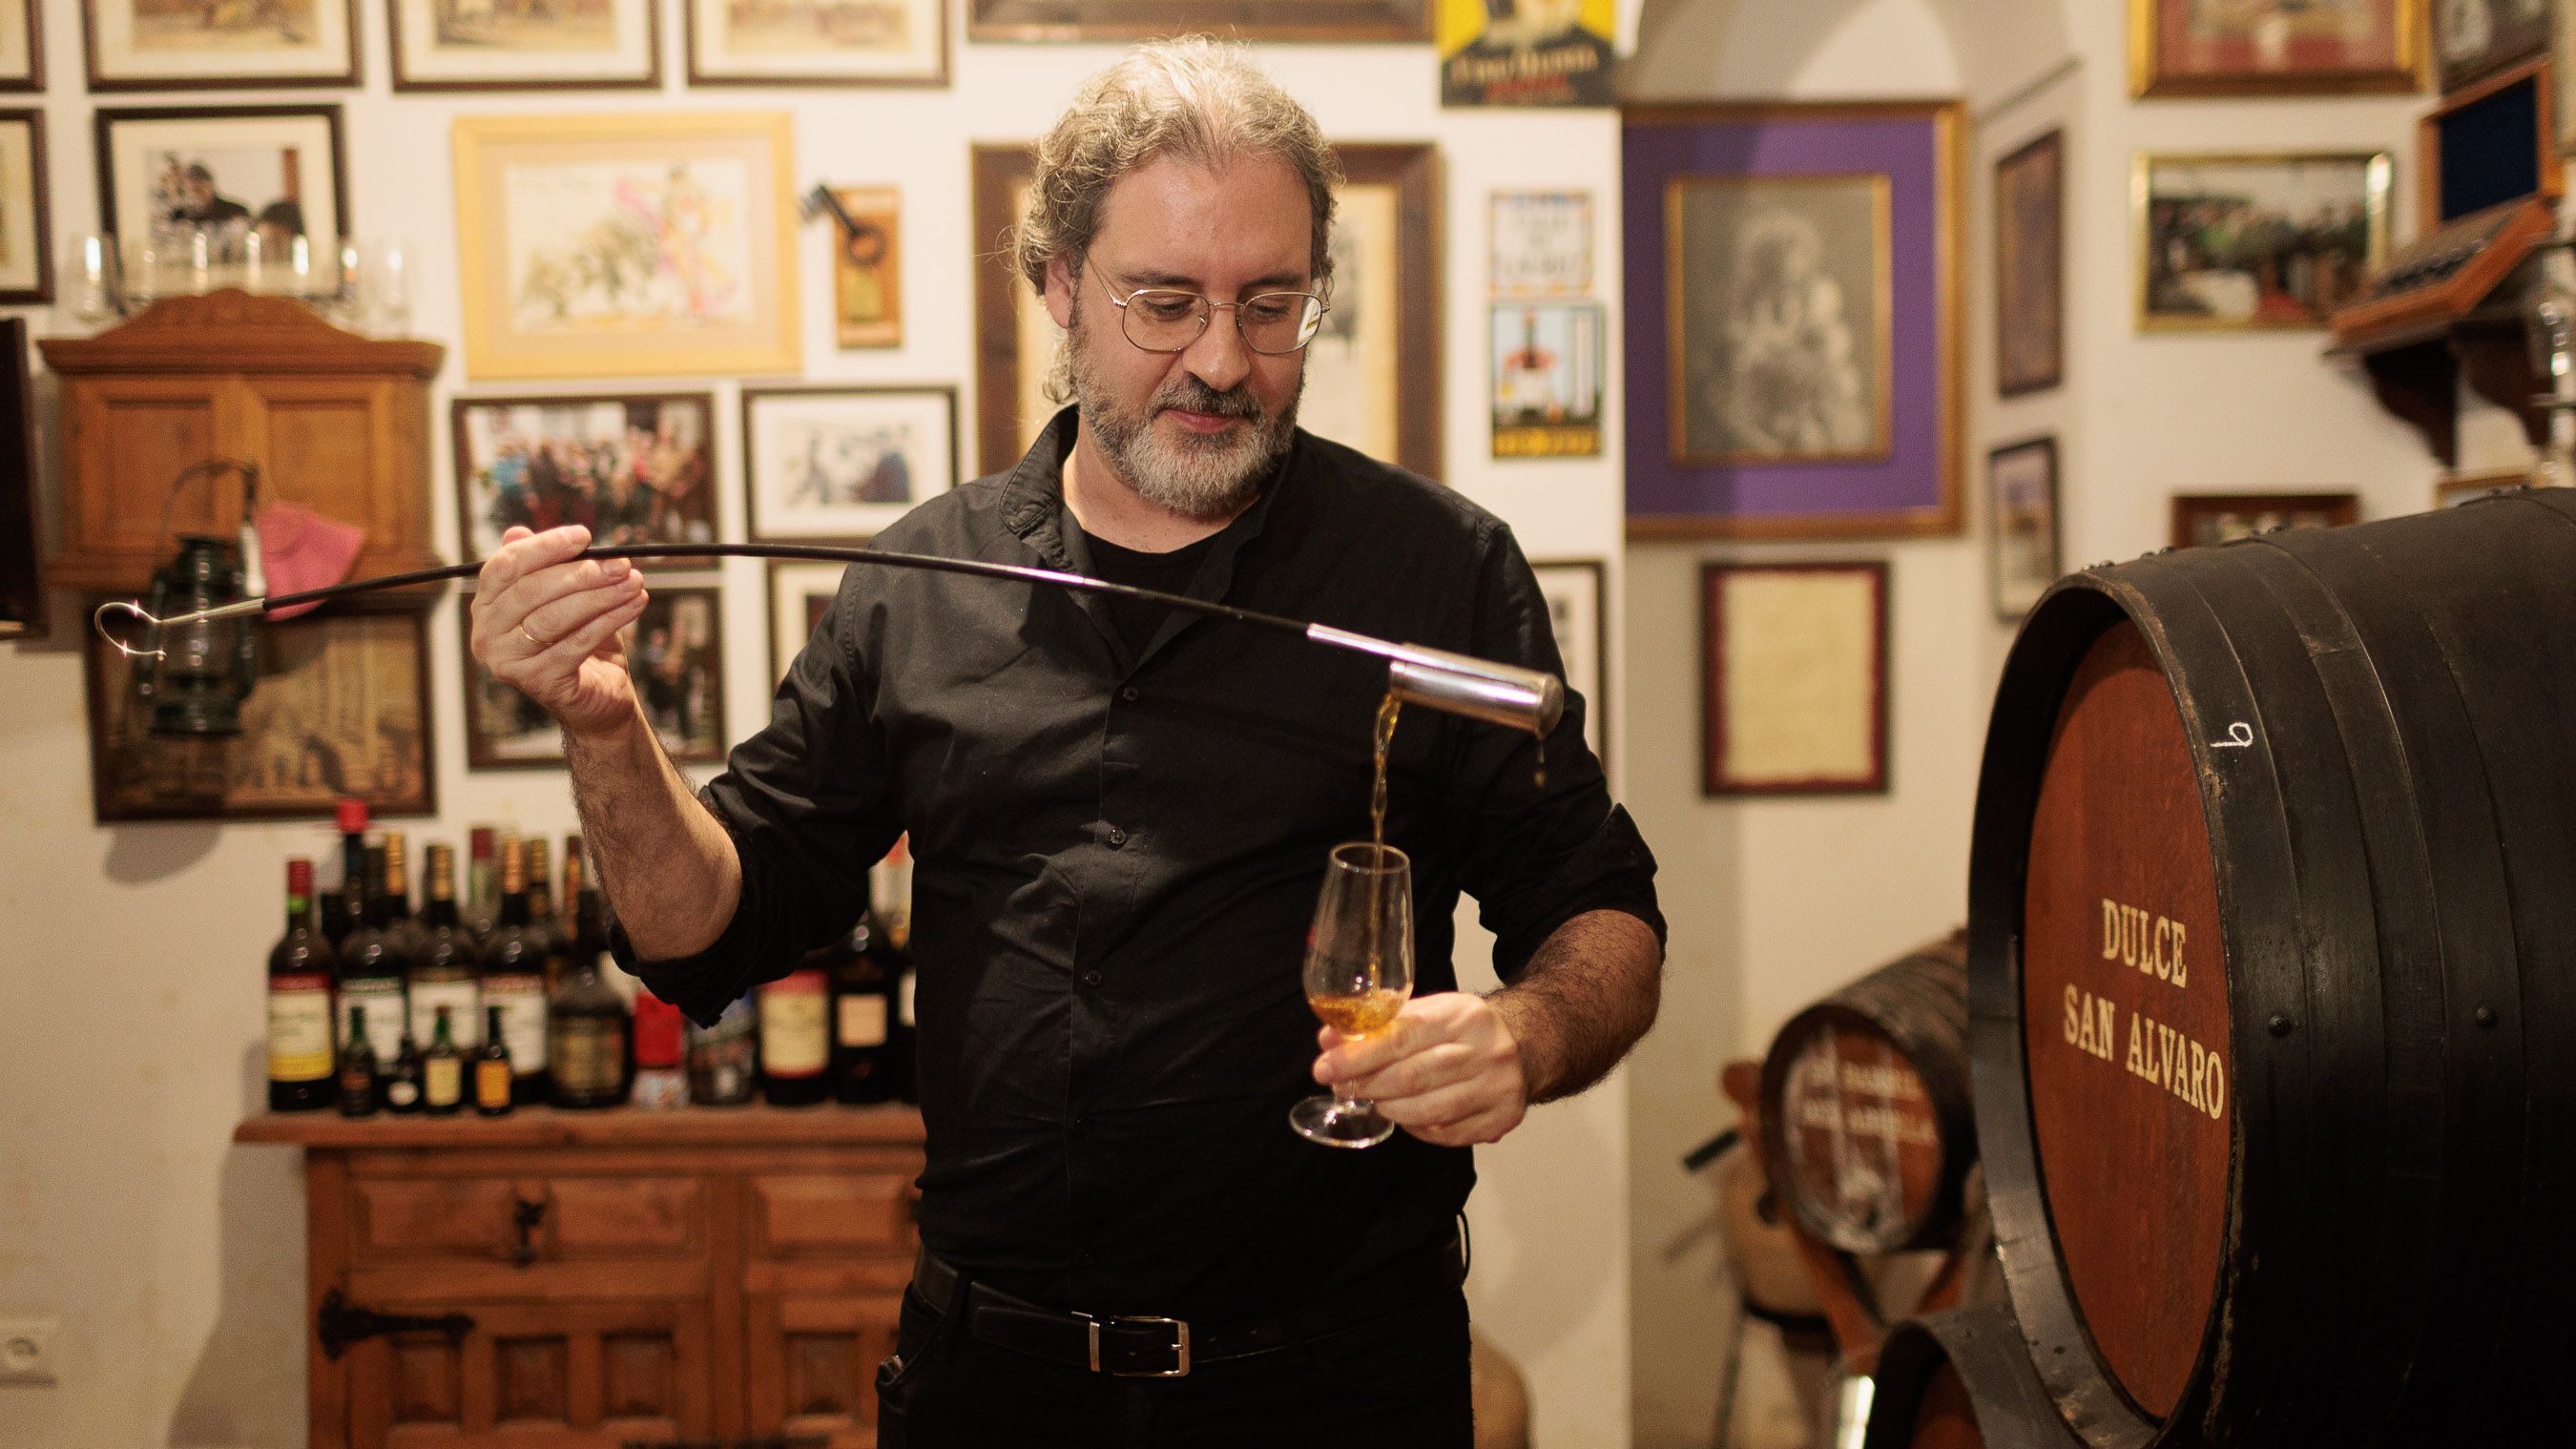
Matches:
[898,971,917,1029]
[340,978,408,1065]
[474,1058,513,1109]
[385,1077,421,1108]
[425,1056,463,1108]
[409,980,482,1049]
[837,995,888,1049]
[268,983,335,1083]
[760,972,828,1077]
[484,974,550,1071]
[551,1020,623,1096]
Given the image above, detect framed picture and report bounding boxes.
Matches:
[2170,490,2360,549]
[2128,0,2422,97]
[2136,152,2392,331]
[1439,0,1614,107]
[826,185,904,348]
[1701,561,1889,796]
[1490,189,1592,297]
[451,392,718,566]
[742,384,958,542]
[0,111,51,303]
[84,605,435,821]
[1624,102,1963,540]
[2435,467,2530,507]
[1491,301,1604,459]
[768,559,844,683]
[463,586,726,767]
[1987,436,2060,620]
[1996,129,2064,398]
[95,107,347,265]
[85,0,357,90]
[0,319,38,638]
[1530,558,1608,774]
[388,0,660,91]
[966,0,1428,42]
[970,140,1442,479]
[2557,1,2576,152]
[2420,59,2558,228]
[2434,0,2552,94]
[0,0,44,92]
[687,0,946,85]
[452,113,800,381]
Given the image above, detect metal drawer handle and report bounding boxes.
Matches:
[315,1289,473,1361]
[511,1194,548,1268]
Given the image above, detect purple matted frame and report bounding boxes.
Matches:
[1624,102,1963,540]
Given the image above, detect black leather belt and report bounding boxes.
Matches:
[910,1232,1468,1378]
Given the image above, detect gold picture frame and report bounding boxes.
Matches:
[2129,0,2422,98]
[2134,151,2394,333]
[453,112,801,382]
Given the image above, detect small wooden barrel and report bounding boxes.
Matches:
[1968,488,2576,1446]
[1863,1304,2083,1449]
[1756,932,1974,1253]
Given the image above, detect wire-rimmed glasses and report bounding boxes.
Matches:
[1087,258,1328,356]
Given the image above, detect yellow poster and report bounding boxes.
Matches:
[1438,0,1615,108]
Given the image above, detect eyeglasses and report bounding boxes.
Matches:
[1086,258,1329,356]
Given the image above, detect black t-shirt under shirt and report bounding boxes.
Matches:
[1077,526,1221,657]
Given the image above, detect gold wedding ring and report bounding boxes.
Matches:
[518,623,552,650]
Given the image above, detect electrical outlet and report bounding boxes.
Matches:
[0,1318,58,1384]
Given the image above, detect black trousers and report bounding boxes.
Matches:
[873,1278,1475,1449]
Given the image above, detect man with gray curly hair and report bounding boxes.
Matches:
[469,36,1661,1448]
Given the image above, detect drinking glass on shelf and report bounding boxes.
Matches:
[1289,841,1415,1149]
[118,234,164,315]
[62,233,118,330]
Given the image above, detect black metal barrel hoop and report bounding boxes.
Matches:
[1863,1303,2086,1449]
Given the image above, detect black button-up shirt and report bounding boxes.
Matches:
[629,407,1662,1321]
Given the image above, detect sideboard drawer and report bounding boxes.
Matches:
[351,1174,708,1265]
[752,1172,915,1258]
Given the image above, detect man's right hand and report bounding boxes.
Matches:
[467,525,651,739]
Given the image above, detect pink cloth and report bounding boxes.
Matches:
[255,502,364,620]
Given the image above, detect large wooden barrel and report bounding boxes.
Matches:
[1757,932,1974,1253]
[1967,488,2576,1447]
[1864,1304,2085,1449]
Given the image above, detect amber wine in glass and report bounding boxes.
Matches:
[1291,841,1415,1149]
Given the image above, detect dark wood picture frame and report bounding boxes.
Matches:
[462,585,728,769]
[0,0,44,92]
[685,0,949,87]
[766,558,843,686]
[0,318,38,637]
[2170,490,2360,549]
[2433,0,2552,95]
[741,383,960,544]
[450,391,720,569]
[84,0,360,91]
[1700,560,1889,797]
[1529,557,1609,776]
[93,105,351,251]
[1995,128,2064,398]
[387,0,663,92]
[0,110,51,305]
[1986,435,2060,621]
[2420,56,2561,230]
[970,139,1442,480]
[966,0,1428,42]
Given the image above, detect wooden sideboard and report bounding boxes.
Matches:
[237,1105,925,1449]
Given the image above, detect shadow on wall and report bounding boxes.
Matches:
[106,824,222,885]
[167,1043,308,1447]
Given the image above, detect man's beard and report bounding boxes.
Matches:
[1067,308,1301,521]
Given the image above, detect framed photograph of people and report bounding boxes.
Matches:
[2128,0,2422,97]
[741,384,958,542]
[1530,558,1608,773]
[451,392,718,566]
[2136,152,2392,331]
[1995,129,2064,398]
[2170,490,2360,549]
[1624,102,1963,540]
[1700,560,1888,796]
[768,559,844,684]
[686,0,946,85]
[1490,301,1604,459]
[463,586,726,767]
[0,111,51,303]
[2433,0,2551,94]
[85,0,356,90]
[95,107,347,270]
[824,184,904,348]
[0,0,43,91]
[452,112,800,380]
[388,0,660,91]
[966,0,1428,42]
[970,140,1442,480]
[1987,436,2060,620]
[1490,189,1592,297]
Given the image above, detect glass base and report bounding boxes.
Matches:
[1289,1092,1394,1149]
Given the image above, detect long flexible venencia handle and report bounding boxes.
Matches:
[92,542,1565,738]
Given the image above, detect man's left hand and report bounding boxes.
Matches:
[1314,992,1528,1148]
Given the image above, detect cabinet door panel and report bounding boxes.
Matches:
[746,1294,902,1449]
[57,379,235,584]
[348,1299,711,1449]
[753,1171,914,1256]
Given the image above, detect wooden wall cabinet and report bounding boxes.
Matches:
[38,291,445,595]
[238,1107,925,1449]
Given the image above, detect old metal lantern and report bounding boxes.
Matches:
[134,532,258,735]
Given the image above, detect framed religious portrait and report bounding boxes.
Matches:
[1624,102,1963,540]
[2170,490,2359,549]
[388,0,660,91]
[966,0,1428,42]
[741,384,959,542]
[452,113,800,380]
[1701,561,1889,796]
[0,0,43,91]
[821,184,904,348]
[768,559,844,683]
[1987,436,2060,620]
[0,111,52,303]
[85,0,357,90]
[1529,558,1608,774]
[1996,129,2064,398]
[2128,0,2423,97]
[2435,467,2530,507]
[969,140,1442,480]
[2433,0,2552,94]
[463,585,726,767]
[450,391,718,566]
[95,107,347,265]
[1490,189,1592,297]
[2136,152,2392,331]
[686,0,946,85]
[1439,0,1615,107]
[85,604,435,821]
[1490,301,1604,459]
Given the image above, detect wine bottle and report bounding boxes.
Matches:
[759,954,831,1107]
[871,841,919,1105]
[331,798,370,954]
[686,996,758,1107]
[631,992,689,1110]
[382,832,429,964]
[337,1005,379,1117]
[423,1005,464,1116]
[826,915,894,1105]
[548,884,632,1109]
[267,858,339,1112]
[464,826,501,944]
[478,838,551,1105]
[473,1004,515,1117]
[523,836,561,990]
[384,1032,424,1115]
[336,853,410,1082]
[408,842,482,1051]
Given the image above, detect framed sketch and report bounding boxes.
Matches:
[1530,558,1608,774]
[2434,0,2552,94]
[2170,490,2360,549]
[1987,436,2060,620]
[768,559,844,683]
[2136,152,2392,331]
[742,385,958,542]
[1701,561,1888,796]
[86,0,356,90]
[2435,467,2529,507]
[966,0,1428,42]
[85,605,435,821]
[388,0,659,91]
[1490,190,1591,297]
[0,111,51,303]
[463,586,726,767]
[2420,59,2557,228]
[826,185,904,348]
[95,107,347,266]
[1491,302,1604,459]
[1996,129,2064,398]
[1439,0,1614,107]
[452,113,800,381]
[0,0,43,91]
[687,0,946,85]
[1624,102,1963,540]
[451,392,718,566]
[970,140,1442,479]
[2129,0,2423,97]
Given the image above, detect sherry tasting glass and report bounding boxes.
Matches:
[1290,842,1415,1149]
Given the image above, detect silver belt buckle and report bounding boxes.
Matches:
[1084,1313,1192,1377]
